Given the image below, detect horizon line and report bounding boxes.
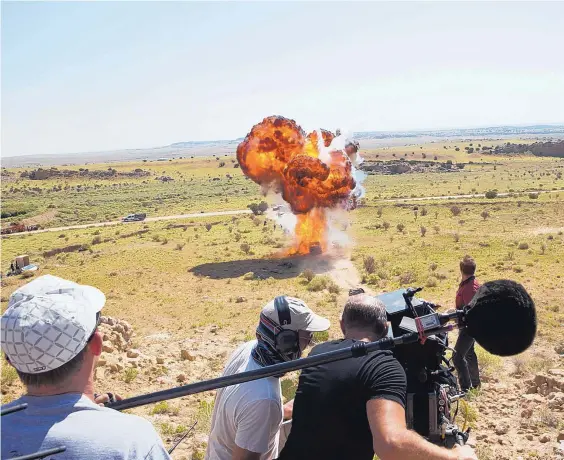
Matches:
[3,122,564,160]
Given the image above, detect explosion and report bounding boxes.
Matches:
[236,116,359,255]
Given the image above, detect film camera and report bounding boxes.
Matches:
[351,287,468,446]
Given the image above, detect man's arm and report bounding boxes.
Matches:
[232,445,261,460]
[367,399,476,460]
[233,398,282,460]
[283,399,294,420]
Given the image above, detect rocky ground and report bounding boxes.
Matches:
[469,345,564,460]
[92,316,235,459]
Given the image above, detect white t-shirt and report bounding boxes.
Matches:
[205,340,282,460]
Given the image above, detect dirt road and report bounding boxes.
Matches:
[1,210,252,237]
[378,188,557,203]
[3,188,559,238]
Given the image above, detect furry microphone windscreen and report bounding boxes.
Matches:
[465,280,536,357]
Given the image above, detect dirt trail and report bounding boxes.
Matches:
[1,210,252,237]
[3,187,559,238]
[324,257,377,295]
[530,226,564,235]
[378,188,557,203]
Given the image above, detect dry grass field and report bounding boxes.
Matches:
[2,140,563,459]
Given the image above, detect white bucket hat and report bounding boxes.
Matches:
[1,275,105,374]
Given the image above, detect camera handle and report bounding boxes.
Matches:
[402,287,423,318]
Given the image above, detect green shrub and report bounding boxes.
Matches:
[327,280,341,294]
[313,330,329,344]
[475,345,502,377]
[363,256,376,274]
[484,190,497,199]
[150,401,171,415]
[300,269,315,282]
[196,399,214,432]
[399,271,416,285]
[281,379,298,402]
[1,358,18,387]
[157,421,186,437]
[123,368,138,383]
[307,276,330,292]
[243,272,255,280]
[425,276,438,288]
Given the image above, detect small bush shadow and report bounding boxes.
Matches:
[190,255,337,280]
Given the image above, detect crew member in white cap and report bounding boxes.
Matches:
[205,296,330,460]
[1,275,170,460]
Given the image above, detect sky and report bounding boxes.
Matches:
[2,1,564,157]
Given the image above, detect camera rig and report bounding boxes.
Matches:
[375,287,469,447]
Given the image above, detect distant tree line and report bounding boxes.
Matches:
[479,141,564,158]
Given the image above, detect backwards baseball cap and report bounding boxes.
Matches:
[1,274,105,374]
[261,296,330,332]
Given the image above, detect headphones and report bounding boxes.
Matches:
[273,296,299,355]
[257,296,300,357]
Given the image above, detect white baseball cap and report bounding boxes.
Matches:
[1,275,106,374]
[261,296,330,332]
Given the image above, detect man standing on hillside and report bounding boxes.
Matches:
[205,296,330,460]
[453,255,482,392]
[1,275,170,459]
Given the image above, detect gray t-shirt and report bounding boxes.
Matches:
[1,393,171,460]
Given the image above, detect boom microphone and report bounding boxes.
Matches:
[463,280,536,356]
[104,280,534,411]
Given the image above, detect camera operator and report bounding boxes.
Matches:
[205,296,330,460]
[278,294,477,460]
[453,255,482,392]
[1,275,170,460]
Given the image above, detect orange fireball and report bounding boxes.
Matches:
[236,116,356,255]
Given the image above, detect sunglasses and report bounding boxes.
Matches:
[298,330,314,348]
[87,312,102,343]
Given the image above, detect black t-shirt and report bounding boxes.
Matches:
[278,339,407,460]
